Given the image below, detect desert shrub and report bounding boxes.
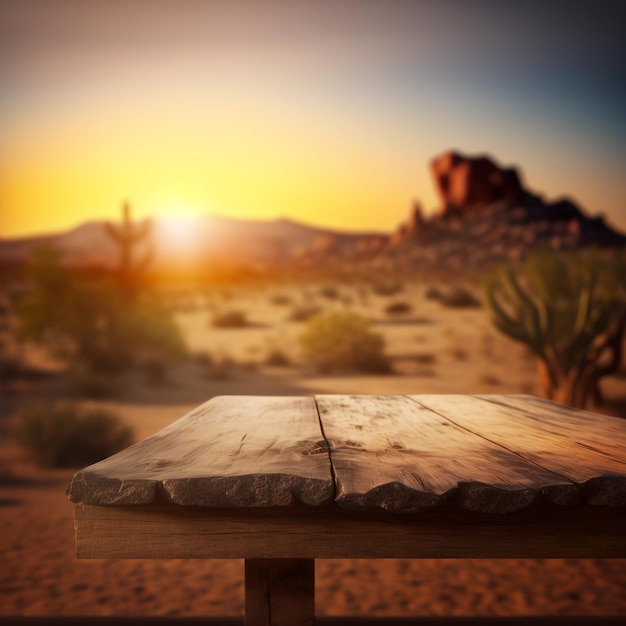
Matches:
[424,286,444,301]
[385,301,412,315]
[299,311,391,374]
[443,286,481,308]
[265,348,291,367]
[128,296,187,361]
[14,403,134,468]
[17,247,186,374]
[319,286,340,300]
[449,347,468,361]
[288,305,322,323]
[426,284,480,308]
[373,282,404,296]
[211,310,248,328]
[67,370,125,399]
[270,294,292,306]
[479,373,502,386]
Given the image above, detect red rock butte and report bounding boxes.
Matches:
[431,151,525,214]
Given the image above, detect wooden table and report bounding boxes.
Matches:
[67,394,626,625]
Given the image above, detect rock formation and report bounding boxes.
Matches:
[384,150,626,274]
[431,151,525,214]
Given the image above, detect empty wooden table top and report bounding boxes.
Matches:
[68,394,626,625]
[68,394,626,560]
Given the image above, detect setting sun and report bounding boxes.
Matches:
[153,214,204,251]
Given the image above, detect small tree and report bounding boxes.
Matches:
[483,249,626,408]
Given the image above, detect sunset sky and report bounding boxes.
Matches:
[1,0,625,238]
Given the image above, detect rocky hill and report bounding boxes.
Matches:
[363,151,626,274]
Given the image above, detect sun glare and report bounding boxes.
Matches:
[154,198,202,220]
[152,198,206,251]
[155,215,200,246]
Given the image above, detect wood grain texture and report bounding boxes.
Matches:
[3,618,625,626]
[67,393,626,514]
[67,396,333,507]
[245,559,314,626]
[315,394,579,513]
[72,503,626,559]
[412,394,626,507]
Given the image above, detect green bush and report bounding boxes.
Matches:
[14,403,134,468]
[17,247,186,373]
[299,311,391,374]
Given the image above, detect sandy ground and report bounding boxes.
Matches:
[2,280,626,618]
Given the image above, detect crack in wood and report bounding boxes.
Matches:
[67,394,626,514]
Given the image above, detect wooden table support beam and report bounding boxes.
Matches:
[245,558,315,626]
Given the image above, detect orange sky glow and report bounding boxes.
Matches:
[1,0,625,239]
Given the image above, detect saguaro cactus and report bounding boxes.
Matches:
[484,249,626,409]
[104,201,152,297]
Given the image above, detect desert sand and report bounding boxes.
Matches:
[2,280,625,618]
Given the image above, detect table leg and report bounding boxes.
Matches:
[245,558,315,626]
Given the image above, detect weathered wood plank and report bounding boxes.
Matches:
[13,619,626,625]
[315,395,579,514]
[72,503,626,559]
[67,396,333,507]
[411,395,626,506]
[245,559,314,626]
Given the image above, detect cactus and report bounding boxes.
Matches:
[104,201,153,297]
[483,249,626,408]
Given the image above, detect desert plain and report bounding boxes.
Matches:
[1,277,626,618]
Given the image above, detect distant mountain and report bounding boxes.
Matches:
[0,213,385,274]
[3,152,624,278]
[0,221,126,268]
